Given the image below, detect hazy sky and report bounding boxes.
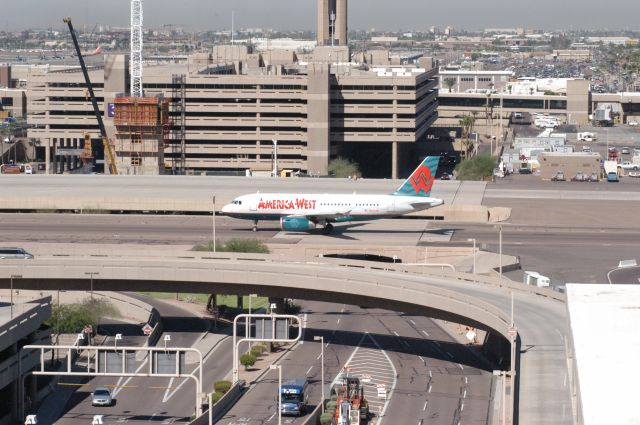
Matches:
[3,0,640,32]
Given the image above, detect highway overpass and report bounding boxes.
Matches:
[0,253,571,425]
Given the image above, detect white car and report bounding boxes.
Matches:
[629,171,640,177]
[628,120,639,126]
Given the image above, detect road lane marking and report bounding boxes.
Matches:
[457,363,464,370]
[429,370,432,379]
[337,318,341,325]
[421,330,430,337]
[162,377,175,403]
[267,412,276,422]
[306,365,313,375]
[393,331,400,336]
[410,320,416,326]
[446,352,454,359]
[423,401,428,411]
[419,356,425,364]
[461,403,465,412]
[465,377,468,384]
[463,389,467,399]
[428,384,432,393]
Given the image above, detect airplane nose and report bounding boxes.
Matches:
[221,204,231,214]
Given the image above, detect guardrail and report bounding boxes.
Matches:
[31,251,566,303]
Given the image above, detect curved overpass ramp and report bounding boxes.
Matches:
[0,254,571,425]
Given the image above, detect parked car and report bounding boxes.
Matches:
[551,171,566,181]
[628,170,640,177]
[91,387,114,407]
[440,173,452,180]
[588,172,599,182]
[621,147,631,154]
[628,120,639,126]
[582,146,592,152]
[571,171,587,182]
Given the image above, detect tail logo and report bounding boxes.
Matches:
[409,165,435,195]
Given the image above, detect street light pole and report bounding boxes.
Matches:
[85,272,99,300]
[497,225,503,285]
[314,336,325,413]
[10,274,22,319]
[272,139,278,177]
[212,195,216,253]
[467,238,476,278]
[270,365,282,425]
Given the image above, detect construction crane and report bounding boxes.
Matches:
[63,17,118,174]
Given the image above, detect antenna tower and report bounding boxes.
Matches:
[130,0,143,97]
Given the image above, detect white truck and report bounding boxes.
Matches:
[577,132,597,142]
[618,161,640,171]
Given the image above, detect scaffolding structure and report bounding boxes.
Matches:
[171,74,187,174]
[113,96,170,175]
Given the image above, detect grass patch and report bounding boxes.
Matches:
[137,292,269,311]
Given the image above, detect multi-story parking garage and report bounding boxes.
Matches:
[26,48,439,179]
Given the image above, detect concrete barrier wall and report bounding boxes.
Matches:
[190,382,245,425]
[301,403,323,425]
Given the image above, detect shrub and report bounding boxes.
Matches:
[214,380,232,394]
[250,345,265,357]
[326,400,337,411]
[319,412,334,425]
[192,238,269,254]
[328,157,360,178]
[240,353,257,370]
[455,154,496,181]
[211,391,224,403]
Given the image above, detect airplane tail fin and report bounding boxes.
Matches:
[393,156,439,197]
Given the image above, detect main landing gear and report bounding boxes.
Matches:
[322,223,334,235]
[252,220,258,232]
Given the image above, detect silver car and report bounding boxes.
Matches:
[91,387,113,407]
[0,248,34,259]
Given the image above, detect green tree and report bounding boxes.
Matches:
[455,155,495,181]
[240,353,257,370]
[47,299,118,334]
[328,157,360,178]
[444,77,456,93]
[214,380,232,394]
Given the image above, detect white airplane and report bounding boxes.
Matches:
[221,156,444,234]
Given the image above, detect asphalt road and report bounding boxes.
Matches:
[221,300,493,425]
[2,212,638,284]
[53,296,222,424]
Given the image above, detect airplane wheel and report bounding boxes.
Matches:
[322,223,334,234]
[253,220,258,232]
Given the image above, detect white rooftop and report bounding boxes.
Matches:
[566,284,640,425]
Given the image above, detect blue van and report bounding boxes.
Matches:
[280,379,308,416]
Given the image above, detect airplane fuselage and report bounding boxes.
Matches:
[222,192,443,222]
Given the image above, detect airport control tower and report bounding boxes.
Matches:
[317,0,348,46]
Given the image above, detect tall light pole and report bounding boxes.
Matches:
[10,274,22,319]
[272,139,278,177]
[85,272,99,300]
[269,364,282,425]
[212,195,216,253]
[467,238,476,279]
[495,225,503,285]
[313,336,325,413]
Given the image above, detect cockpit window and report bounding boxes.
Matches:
[232,200,242,205]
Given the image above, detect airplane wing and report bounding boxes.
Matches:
[287,210,352,223]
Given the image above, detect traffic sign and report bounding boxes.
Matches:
[507,326,517,338]
[142,324,153,336]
